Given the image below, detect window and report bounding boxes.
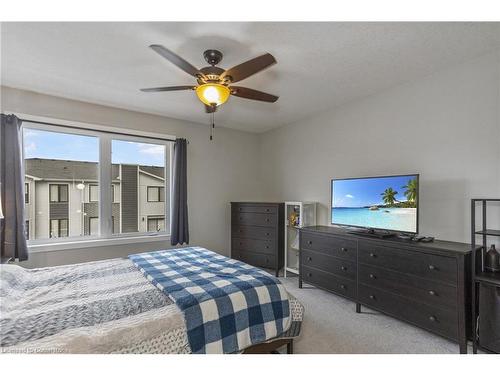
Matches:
[147,186,164,202]
[49,184,69,202]
[89,184,99,202]
[25,220,30,239]
[112,139,167,235]
[50,219,69,238]
[89,217,99,235]
[148,216,165,232]
[23,121,170,246]
[25,183,30,204]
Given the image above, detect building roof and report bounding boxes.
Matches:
[25,158,164,181]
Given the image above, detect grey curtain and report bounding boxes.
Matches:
[0,114,28,261]
[170,138,189,246]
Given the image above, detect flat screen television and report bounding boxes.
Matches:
[331,174,419,234]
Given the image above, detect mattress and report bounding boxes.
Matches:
[0,257,303,354]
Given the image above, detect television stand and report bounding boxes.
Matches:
[345,228,396,239]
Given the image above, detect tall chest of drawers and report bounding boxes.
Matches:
[299,226,473,354]
[231,202,285,277]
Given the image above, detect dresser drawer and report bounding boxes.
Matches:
[358,241,457,284]
[301,249,356,280]
[232,238,275,255]
[359,264,457,309]
[232,225,276,240]
[237,251,276,269]
[234,212,277,227]
[358,284,458,340]
[233,205,277,214]
[302,265,356,299]
[301,232,357,261]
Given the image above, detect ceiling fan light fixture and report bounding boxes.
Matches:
[195,83,230,106]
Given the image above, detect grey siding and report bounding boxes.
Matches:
[120,165,138,233]
[49,203,68,220]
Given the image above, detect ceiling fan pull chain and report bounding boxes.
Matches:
[210,111,215,141]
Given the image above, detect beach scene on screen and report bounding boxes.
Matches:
[332,175,418,233]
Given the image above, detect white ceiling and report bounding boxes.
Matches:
[2,22,499,133]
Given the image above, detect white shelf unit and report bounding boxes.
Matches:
[284,201,317,277]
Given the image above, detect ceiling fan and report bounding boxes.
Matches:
[140,45,279,113]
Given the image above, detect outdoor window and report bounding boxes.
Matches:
[25,183,29,204]
[147,217,165,232]
[112,139,167,235]
[50,184,68,202]
[89,184,99,202]
[147,186,164,202]
[89,217,99,235]
[50,219,69,238]
[23,121,170,246]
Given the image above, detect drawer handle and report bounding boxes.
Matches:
[341,247,348,252]
[369,253,376,258]
[266,233,270,236]
[239,216,243,220]
[340,284,346,289]
[308,240,313,245]
[308,272,312,277]
[266,219,270,222]
[239,230,243,233]
[428,290,436,296]
[429,315,437,322]
[307,257,312,261]
[369,273,376,279]
[341,266,347,271]
[428,265,437,270]
[239,242,243,246]
[369,294,376,300]
[266,208,270,212]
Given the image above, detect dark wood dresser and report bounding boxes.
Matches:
[231,202,285,277]
[299,225,473,353]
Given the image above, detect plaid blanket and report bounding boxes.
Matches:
[128,247,291,354]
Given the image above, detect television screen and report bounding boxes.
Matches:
[331,174,419,233]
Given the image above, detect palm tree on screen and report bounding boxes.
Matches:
[381,188,398,206]
[403,178,417,204]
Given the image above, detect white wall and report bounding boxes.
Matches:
[1,86,265,267]
[259,51,500,243]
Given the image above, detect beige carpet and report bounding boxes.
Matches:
[279,275,474,354]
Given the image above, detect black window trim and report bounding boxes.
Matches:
[147,186,164,202]
[49,184,69,203]
[50,218,69,238]
[89,184,99,202]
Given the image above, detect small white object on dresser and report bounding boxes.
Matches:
[284,201,317,277]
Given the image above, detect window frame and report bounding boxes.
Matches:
[50,218,69,238]
[21,117,173,251]
[147,186,165,202]
[25,182,30,204]
[147,215,165,232]
[49,184,69,203]
[89,184,99,202]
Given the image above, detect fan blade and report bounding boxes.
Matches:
[230,86,279,103]
[220,53,276,83]
[149,45,204,78]
[140,86,195,92]
[205,104,217,113]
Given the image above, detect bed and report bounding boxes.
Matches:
[0,247,303,354]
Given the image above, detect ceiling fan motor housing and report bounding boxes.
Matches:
[203,49,223,66]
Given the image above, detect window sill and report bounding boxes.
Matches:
[28,234,171,253]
